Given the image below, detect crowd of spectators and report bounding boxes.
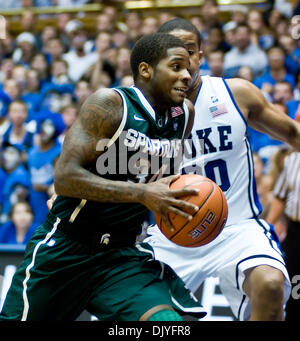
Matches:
[0,0,300,244]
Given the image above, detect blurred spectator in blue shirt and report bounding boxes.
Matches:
[21,68,42,121]
[0,59,15,85]
[272,80,299,118]
[224,24,268,78]
[1,78,22,134]
[253,46,295,93]
[27,111,65,225]
[205,25,231,54]
[247,9,275,50]
[40,25,59,59]
[11,65,27,96]
[277,34,300,75]
[2,78,20,103]
[0,201,37,245]
[0,100,34,155]
[12,32,37,69]
[30,53,51,88]
[44,38,65,65]
[206,49,226,78]
[36,58,74,114]
[48,58,72,86]
[0,143,30,225]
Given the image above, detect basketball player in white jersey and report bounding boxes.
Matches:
[145,18,300,321]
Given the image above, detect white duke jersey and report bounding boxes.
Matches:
[182,76,262,226]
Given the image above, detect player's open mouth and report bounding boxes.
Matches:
[174,87,187,96]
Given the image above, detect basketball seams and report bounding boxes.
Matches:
[156,178,210,237]
[169,181,215,241]
[155,174,228,248]
[167,179,213,228]
[187,185,226,247]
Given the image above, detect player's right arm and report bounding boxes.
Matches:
[54,89,199,229]
[226,78,300,151]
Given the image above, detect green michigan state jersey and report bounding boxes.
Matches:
[51,86,189,239]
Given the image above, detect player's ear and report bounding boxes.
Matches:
[138,62,153,80]
[198,50,204,67]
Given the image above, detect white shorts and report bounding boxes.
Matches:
[145,218,291,321]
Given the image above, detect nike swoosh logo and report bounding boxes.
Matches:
[134,114,145,121]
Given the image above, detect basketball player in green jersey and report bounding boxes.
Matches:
[0,33,207,321]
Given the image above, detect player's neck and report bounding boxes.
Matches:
[187,72,202,104]
[135,82,169,117]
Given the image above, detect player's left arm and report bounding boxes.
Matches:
[226,78,300,151]
[183,98,195,139]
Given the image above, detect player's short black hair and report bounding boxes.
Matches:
[130,33,187,81]
[158,18,202,50]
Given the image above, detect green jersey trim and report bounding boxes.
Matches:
[131,86,156,121]
[106,88,128,149]
[69,199,87,223]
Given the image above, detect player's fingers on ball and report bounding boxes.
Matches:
[172,198,199,214]
[168,205,193,222]
[168,174,181,184]
[172,188,199,198]
[161,213,176,232]
[160,174,180,185]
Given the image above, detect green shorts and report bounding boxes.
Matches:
[0,215,206,321]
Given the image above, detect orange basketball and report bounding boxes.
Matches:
[154,174,228,247]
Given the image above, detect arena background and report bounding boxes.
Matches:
[0,0,289,38]
[1,0,298,321]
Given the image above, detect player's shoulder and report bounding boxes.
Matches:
[78,88,124,134]
[79,88,123,120]
[85,87,123,107]
[224,77,265,109]
[224,77,254,95]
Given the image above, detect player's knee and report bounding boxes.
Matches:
[139,304,183,321]
[255,271,284,304]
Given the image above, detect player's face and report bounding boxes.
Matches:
[167,29,202,87]
[152,46,191,106]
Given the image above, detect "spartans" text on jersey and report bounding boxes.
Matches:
[124,128,182,158]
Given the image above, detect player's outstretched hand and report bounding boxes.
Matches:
[142,174,199,232]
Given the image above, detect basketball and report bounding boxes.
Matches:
[154,174,228,247]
